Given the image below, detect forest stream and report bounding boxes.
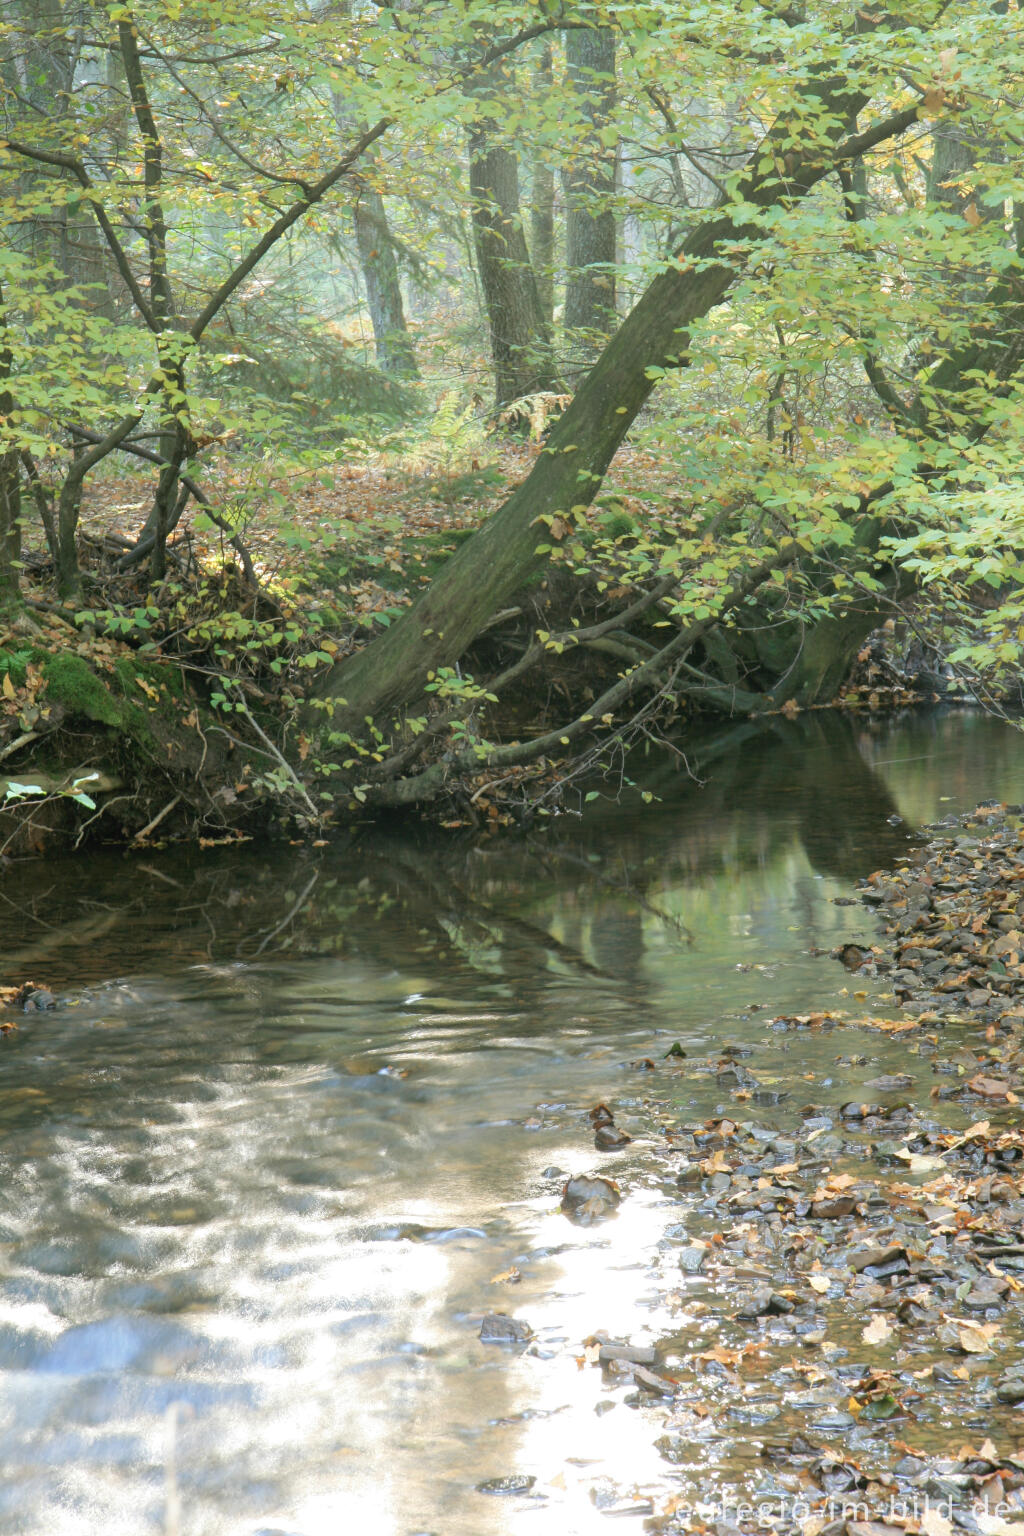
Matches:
[3,709,1024,1536]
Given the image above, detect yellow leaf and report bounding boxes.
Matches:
[2,672,15,699]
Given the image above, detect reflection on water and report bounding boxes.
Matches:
[0,709,1023,1535]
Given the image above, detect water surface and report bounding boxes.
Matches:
[2,709,1023,1535]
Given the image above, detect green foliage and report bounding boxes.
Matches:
[385,392,492,504]
[3,773,97,810]
[423,667,497,705]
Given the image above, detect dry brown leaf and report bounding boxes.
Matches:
[862,1314,894,1345]
[959,1329,994,1354]
[697,1345,742,1368]
[896,1147,947,1173]
[921,1508,954,1536]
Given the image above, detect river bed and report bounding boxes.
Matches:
[2,709,1024,1536]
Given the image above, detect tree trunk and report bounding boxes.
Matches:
[530,45,556,329]
[352,180,419,378]
[468,57,555,410]
[0,276,21,616]
[563,24,617,336]
[319,75,901,732]
[0,446,20,617]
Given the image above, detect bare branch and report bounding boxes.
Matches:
[189,118,391,341]
[361,545,802,807]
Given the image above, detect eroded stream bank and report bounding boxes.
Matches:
[2,709,1024,1536]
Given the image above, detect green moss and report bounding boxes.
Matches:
[596,507,635,540]
[42,653,124,728]
[40,652,163,753]
[110,654,184,713]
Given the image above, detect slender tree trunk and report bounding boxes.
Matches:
[0,447,21,616]
[117,20,190,586]
[352,179,419,378]
[0,279,20,617]
[470,139,555,407]
[563,24,617,336]
[530,44,556,329]
[468,58,555,409]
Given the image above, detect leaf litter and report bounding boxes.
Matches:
[506,803,1024,1532]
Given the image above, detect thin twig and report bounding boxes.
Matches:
[236,702,320,821]
[133,793,183,844]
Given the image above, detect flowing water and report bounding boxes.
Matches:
[1,709,1024,1536]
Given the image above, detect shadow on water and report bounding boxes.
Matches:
[2,710,921,991]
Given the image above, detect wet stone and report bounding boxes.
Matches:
[735,1287,794,1320]
[678,1244,706,1275]
[599,1343,657,1366]
[21,989,56,1011]
[479,1313,531,1345]
[728,1402,782,1424]
[995,1372,1024,1404]
[476,1475,536,1496]
[848,1244,907,1274]
[633,1364,677,1397]
[560,1175,621,1224]
[810,1410,856,1432]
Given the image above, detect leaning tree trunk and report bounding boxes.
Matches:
[563,23,617,337]
[318,74,914,733]
[352,179,419,378]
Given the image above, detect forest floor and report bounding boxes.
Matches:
[555,801,1024,1531]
